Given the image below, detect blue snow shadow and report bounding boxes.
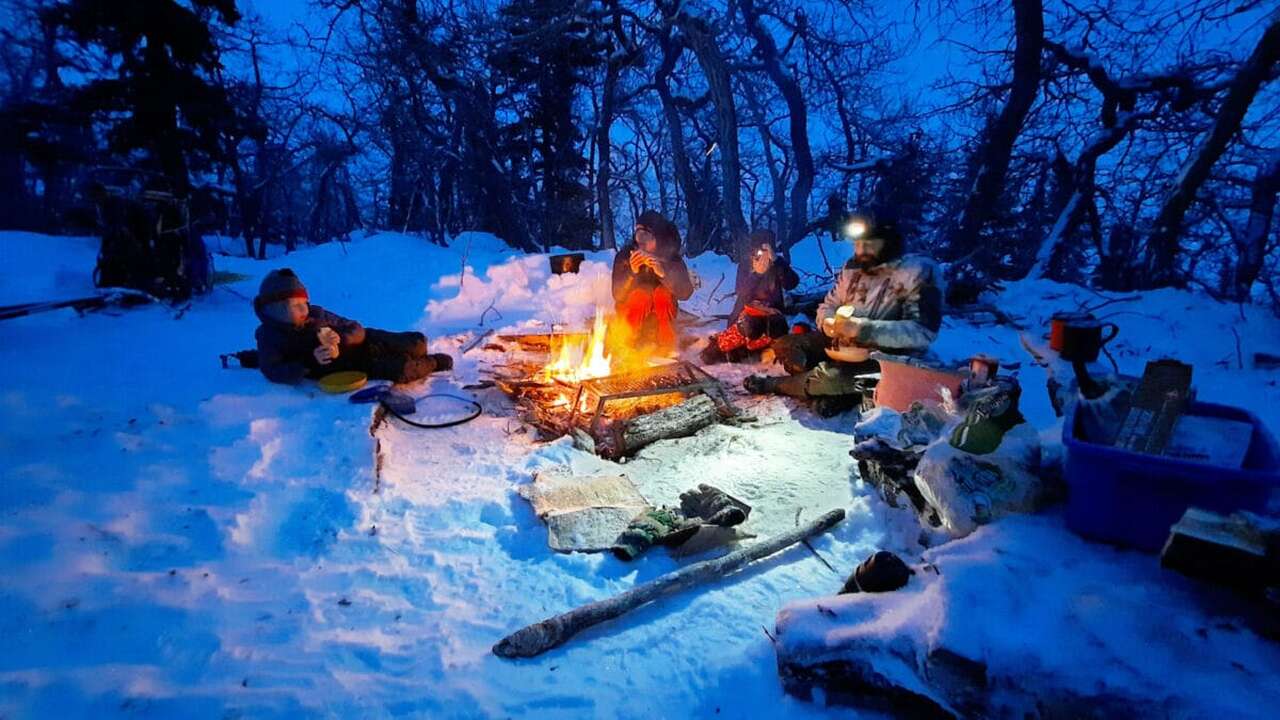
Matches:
[0,532,54,568]
[276,487,356,558]
[124,507,223,571]
[495,490,550,562]
[14,678,312,720]
[0,593,220,683]
[0,476,58,510]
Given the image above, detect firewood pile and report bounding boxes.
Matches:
[493,357,742,459]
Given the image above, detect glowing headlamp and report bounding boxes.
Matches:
[843,219,869,239]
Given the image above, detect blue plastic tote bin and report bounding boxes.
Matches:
[1063,400,1280,551]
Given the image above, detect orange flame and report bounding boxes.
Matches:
[543,307,615,383]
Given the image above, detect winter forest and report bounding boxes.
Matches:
[2,0,1276,299]
[3,0,1280,718]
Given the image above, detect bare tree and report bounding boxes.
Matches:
[739,0,813,253]
[1145,13,1280,287]
[945,0,1045,262]
[1231,149,1280,300]
[675,9,748,249]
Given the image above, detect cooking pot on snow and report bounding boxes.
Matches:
[549,253,585,275]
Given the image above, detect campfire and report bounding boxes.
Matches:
[493,308,739,459]
[542,308,615,388]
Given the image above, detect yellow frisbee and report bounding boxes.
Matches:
[318,371,368,394]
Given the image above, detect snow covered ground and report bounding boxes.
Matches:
[2,229,1278,718]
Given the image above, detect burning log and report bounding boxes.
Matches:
[500,360,738,458]
[487,296,739,458]
[496,332,591,353]
[492,508,847,659]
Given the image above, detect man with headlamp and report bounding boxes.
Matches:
[744,211,943,417]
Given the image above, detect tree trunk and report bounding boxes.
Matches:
[1232,150,1280,301]
[389,137,411,231]
[1028,116,1137,279]
[677,14,747,252]
[656,32,716,254]
[741,0,814,253]
[142,35,188,193]
[1146,16,1280,287]
[596,56,621,250]
[493,507,847,658]
[947,0,1044,258]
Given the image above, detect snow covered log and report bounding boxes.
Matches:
[774,516,1280,718]
[595,393,720,459]
[493,508,846,659]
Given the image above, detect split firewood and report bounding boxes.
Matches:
[492,508,847,659]
[496,332,590,353]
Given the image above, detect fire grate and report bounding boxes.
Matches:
[565,361,736,437]
[501,360,740,459]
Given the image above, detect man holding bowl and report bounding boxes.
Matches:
[744,211,943,417]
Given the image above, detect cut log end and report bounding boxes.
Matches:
[492,618,567,659]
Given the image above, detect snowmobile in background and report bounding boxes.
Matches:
[89,167,213,301]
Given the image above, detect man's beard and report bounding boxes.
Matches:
[853,252,882,269]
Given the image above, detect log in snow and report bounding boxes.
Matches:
[492,508,848,659]
[597,393,720,459]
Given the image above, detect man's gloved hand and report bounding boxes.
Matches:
[751,245,775,275]
[629,250,647,274]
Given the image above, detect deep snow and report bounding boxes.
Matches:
[1,229,1278,718]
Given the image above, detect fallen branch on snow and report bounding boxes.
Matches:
[462,328,495,354]
[492,507,847,659]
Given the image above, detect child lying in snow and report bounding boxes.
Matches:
[252,268,452,385]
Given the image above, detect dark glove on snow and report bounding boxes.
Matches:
[611,507,699,561]
[679,484,751,527]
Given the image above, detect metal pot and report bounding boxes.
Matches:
[549,253,585,275]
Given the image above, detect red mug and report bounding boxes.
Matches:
[1050,312,1118,363]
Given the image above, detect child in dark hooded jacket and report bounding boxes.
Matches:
[252,268,452,385]
[700,229,799,364]
[611,209,694,352]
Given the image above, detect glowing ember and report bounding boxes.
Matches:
[543,307,616,383]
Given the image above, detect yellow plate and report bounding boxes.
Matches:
[318,371,368,394]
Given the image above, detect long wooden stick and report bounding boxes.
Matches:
[461,328,495,354]
[492,507,847,659]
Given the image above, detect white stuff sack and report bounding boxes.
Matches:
[913,423,1045,537]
